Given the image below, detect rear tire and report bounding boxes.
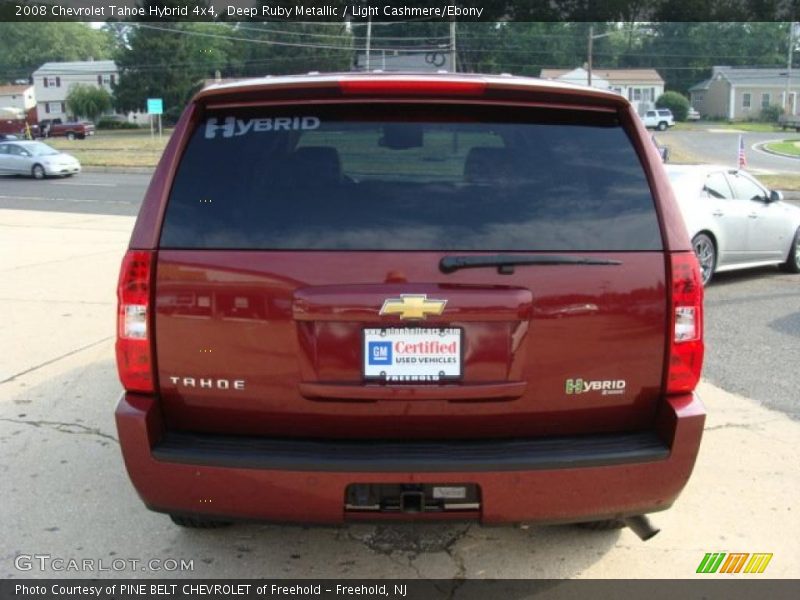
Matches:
[169,514,232,529]
[657,121,667,131]
[31,164,46,180]
[692,233,716,285]
[576,519,626,531]
[780,227,800,273]
[66,132,76,141]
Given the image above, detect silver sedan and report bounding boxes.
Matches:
[666,164,800,285]
[0,140,81,179]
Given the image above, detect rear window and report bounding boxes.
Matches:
[160,104,662,251]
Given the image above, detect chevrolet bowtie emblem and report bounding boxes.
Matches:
[379,294,447,320]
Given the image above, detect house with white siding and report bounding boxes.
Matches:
[0,84,36,113]
[32,60,118,122]
[540,68,665,115]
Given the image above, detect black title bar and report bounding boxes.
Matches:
[3,579,800,600]
[1,0,799,22]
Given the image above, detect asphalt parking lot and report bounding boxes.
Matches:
[0,169,798,579]
[703,268,800,418]
[658,128,799,174]
[0,171,146,217]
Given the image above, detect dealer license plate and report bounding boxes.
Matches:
[363,327,462,382]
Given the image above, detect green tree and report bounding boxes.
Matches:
[760,105,784,123]
[66,84,113,121]
[233,18,352,77]
[456,22,608,76]
[656,91,690,121]
[112,2,242,121]
[630,22,791,94]
[0,23,112,84]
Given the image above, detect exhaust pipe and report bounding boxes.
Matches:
[623,515,660,541]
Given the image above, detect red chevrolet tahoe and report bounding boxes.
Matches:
[115,73,705,538]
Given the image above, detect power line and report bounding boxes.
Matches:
[132,23,353,51]
[126,25,790,62]
[133,23,447,53]
[232,22,450,42]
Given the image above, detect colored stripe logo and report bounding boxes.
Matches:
[697,552,772,574]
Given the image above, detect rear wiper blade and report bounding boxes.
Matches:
[439,254,622,274]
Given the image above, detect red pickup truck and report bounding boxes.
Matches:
[39,118,95,140]
[115,73,705,540]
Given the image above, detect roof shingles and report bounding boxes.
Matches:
[540,68,664,84]
[33,60,117,75]
[0,84,32,96]
[711,67,796,87]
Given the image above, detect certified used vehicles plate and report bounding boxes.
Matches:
[363,327,462,382]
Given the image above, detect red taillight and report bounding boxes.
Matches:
[116,250,154,393]
[339,79,486,97]
[667,252,704,394]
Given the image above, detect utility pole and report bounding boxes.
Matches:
[786,22,795,114]
[450,12,457,72]
[365,16,372,71]
[587,25,593,86]
[587,26,621,89]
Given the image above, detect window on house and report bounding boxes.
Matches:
[742,93,751,108]
[761,93,771,109]
[632,88,642,101]
[45,102,63,114]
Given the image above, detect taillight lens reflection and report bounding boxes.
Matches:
[667,252,704,394]
[116,250,154,393]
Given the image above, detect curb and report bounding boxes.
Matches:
[755,142,800,160]
[83,165,156,175]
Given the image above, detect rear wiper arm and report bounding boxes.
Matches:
[439,254,622,274]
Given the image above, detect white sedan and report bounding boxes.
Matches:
[0,140,81,179]
[666,164,800,284]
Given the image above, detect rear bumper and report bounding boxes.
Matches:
[116,393,705,524]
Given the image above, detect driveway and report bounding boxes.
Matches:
[656,128,799,174]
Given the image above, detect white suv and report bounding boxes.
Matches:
[641,109,675,131]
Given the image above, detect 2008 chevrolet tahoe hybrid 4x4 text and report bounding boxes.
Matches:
[115,73,705,538]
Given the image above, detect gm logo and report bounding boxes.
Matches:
[696,552,773,574]
[368,342,392,366]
